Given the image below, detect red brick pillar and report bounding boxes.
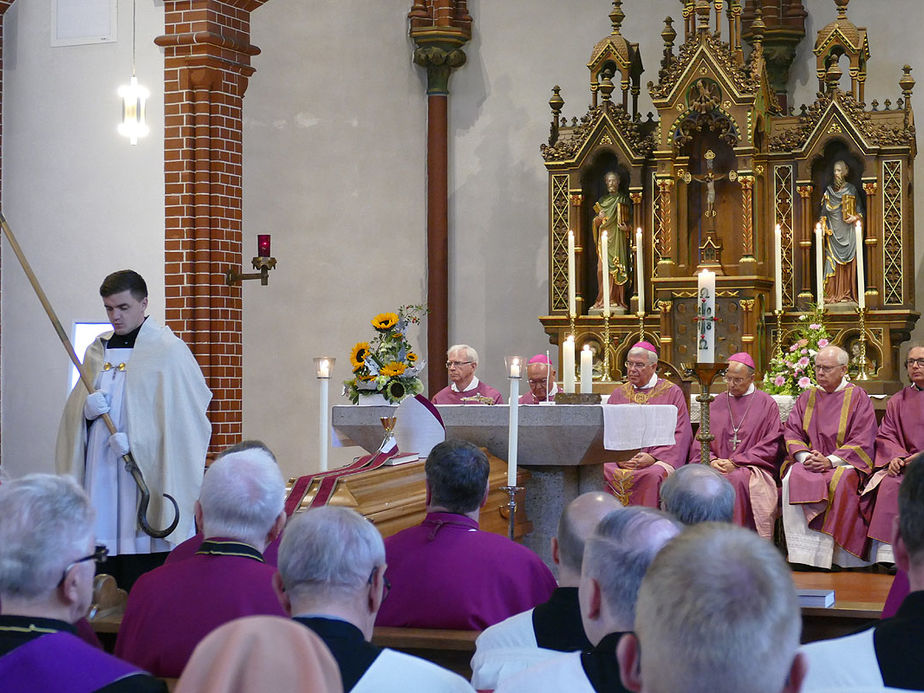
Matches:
[156,1,269,455]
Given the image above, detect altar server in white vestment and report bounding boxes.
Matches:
[56,270,211,584]
[471,492,622,690]
[276,505,474,693]
[496,507,680,693]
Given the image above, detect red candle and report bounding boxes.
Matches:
[257,234,271,258]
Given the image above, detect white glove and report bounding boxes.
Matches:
[83,391,110,420]
[108,432,130,457]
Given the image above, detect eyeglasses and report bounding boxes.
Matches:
[624,361,650,371]
[445,361,473,369]
[724,375,750,385]
[906,358,924,368]
[58,544,108,586]
[368,566,391,600]
[815,364,843,373]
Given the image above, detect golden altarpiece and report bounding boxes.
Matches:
[540,0,918,394]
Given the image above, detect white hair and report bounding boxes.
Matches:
[447,344,478,365]
[583,507,680,627]
[817,344,848,367]
[628,346,658,365]
[198,449,285,548]
[634,524,801,693]
[0,474,94,600]
[278,506,385,602]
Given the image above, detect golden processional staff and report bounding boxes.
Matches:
[0,211,179,538]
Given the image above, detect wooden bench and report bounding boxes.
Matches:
[372,627,479,679]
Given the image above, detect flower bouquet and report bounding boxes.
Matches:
[343,305,427,404]
[762,306,832,395]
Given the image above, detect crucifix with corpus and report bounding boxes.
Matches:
[681,149,738,272]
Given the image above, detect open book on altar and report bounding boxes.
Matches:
[602,404,678,450]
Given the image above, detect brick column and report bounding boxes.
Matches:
[156,1,269,454]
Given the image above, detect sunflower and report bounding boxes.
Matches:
[350,342,370,370]
[407,351,418,363]
[372,312,399,332]
[386,379,407,402]
[380,361,407,378]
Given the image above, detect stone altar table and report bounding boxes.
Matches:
[331,404,675,569]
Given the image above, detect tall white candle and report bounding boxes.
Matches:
[563,335,576,393]
[580,344,593,393]
[568,230,576,318]
[507,359,520,486]
[696,269,716,363]
[774,224,783,311]
[815,222,825,311]
[601,230,610,318]
[855,221,865,310]
[319,376,329,472]
[636,228,644,314]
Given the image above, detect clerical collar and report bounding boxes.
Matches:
[914,383,924,392]
[835,377,848,392]
[105,319,145,349]
[639,372,658,390]
[451,376,480,393]
[421,512,478,540]
[195,538,265,562]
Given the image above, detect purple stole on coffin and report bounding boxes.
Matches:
[783,383,877,559]
[0,632,141,693]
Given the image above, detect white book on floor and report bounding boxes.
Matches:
[797,589,835,608]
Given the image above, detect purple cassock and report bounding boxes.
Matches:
[866,386,924,544]
[165,530,281,566]
[114,538,285,678]
[783,383,877,559]
[0,616,163,693]
[431,380,504,405]
[689,388,783,538]
[375,512,557,630]
[604,379,692,507]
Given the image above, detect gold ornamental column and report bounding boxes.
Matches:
[796,184,813,301]
[408,2,472,395]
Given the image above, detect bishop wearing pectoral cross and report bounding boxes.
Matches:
[688,353,783,539]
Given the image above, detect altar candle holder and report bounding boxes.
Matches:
[855,306,871,381]
[682,362,728,466]
[226,234,278,286]
[774,309,785,361]
[602,312,612,381]
[314,357,335,472]
[500,485,524,541]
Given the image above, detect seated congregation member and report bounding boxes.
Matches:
[800,458,924,691]
[165,440,282,566]
[376,440,556,629]
[782,345,877,568]
[432,344,504,404]
[471,491,623,690]
[176,615,342,693]
[617,524,806,693]
[115,448,287,677]
[519,354,558,404]
[497,507,681,693]
[687,352,783,537]
[275,506,473,693]
[659,464,734,525]
[0,474,164,692]
[864,345,924,563]
[604,341,692,507]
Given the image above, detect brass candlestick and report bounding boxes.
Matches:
[774,309,785,361]
[602,312,612,381]
[855,306,871,381]
[637,310,645,342]
[500,485,524,540]
[683,362,728,466]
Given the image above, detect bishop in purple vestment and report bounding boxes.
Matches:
[689,353,782,537]
[431,344,504,404]
[115,449,287,677]
[518,354,558,404]
[375,440,556,630]
[782,345,877,567]
[866,347,924,550]
[604,342,692,508]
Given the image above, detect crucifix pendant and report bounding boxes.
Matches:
[730,431,740,450]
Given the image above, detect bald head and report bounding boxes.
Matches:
[660,464,734,525]
[556,492,623,583]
